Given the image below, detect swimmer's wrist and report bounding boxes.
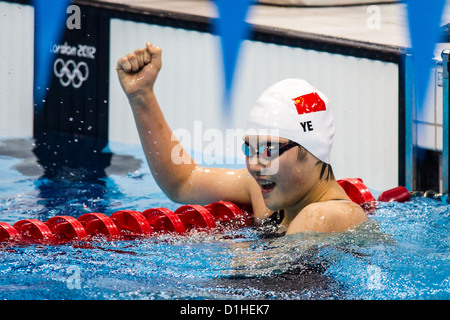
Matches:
[127,90,156,109]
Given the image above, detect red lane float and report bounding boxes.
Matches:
[13,219,56,244]
[338,178,377,213]
[204,201,243,222]
[337,178,376,206]
[175,205,217,230]
[110,210,152,237]
[204,201,252,228]
[377,186,411,203]
[338,178,412,211]
[46,216,88,243]
[78,213,120,239]
[0,222,21,242]
[142,208,186,234]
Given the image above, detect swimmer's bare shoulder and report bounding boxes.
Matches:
[286,200,368,235]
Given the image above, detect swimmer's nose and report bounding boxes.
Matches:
[246,156,267,176]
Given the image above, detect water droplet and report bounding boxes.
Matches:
[69,117,73,122]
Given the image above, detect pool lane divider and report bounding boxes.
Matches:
[0,201,252,245]
[0,179,410,245]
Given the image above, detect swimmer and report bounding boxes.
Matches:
[116,42,368,235]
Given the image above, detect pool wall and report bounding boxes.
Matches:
[0,0,448,193]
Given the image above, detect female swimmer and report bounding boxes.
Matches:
[116,42,368,235]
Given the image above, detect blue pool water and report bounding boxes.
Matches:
[0,137,449,300]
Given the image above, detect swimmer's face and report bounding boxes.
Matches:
[244,135,321,211]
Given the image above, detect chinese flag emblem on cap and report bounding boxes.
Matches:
[292,92,326,115]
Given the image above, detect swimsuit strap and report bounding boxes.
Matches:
[264,209,285,226]
[258,209,286,239]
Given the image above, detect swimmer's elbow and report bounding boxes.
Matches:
[164,182,192,204]
[165,190,184,204]
[162,172,201,205]
[153,175,191,204]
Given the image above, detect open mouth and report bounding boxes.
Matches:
[259,180,276,194]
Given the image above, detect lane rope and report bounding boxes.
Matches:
[0,178,409,245]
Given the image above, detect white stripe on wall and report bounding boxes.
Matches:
[0,1,34,138]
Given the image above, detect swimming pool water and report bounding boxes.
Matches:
[0,137,449,300]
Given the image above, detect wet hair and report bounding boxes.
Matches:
[296,144,335,181]
[317,161,334,181]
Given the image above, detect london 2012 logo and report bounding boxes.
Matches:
[53,58,89,89]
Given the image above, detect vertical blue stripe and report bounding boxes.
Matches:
[442,50,449,194]
[406,0,446,115]
[404,53,415,191]
[212,0,252,124]
[33,0,72,107]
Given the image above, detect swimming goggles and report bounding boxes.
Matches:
[242,141,299,161]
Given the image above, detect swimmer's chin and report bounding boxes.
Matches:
[261,196,282,212]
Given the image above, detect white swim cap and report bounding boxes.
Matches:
[245,79,335,164]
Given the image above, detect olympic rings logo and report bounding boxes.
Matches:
[53,58,89,89]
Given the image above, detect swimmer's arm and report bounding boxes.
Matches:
[285,201,368,235]
[130,93,253,205]
[116,43,254,206]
